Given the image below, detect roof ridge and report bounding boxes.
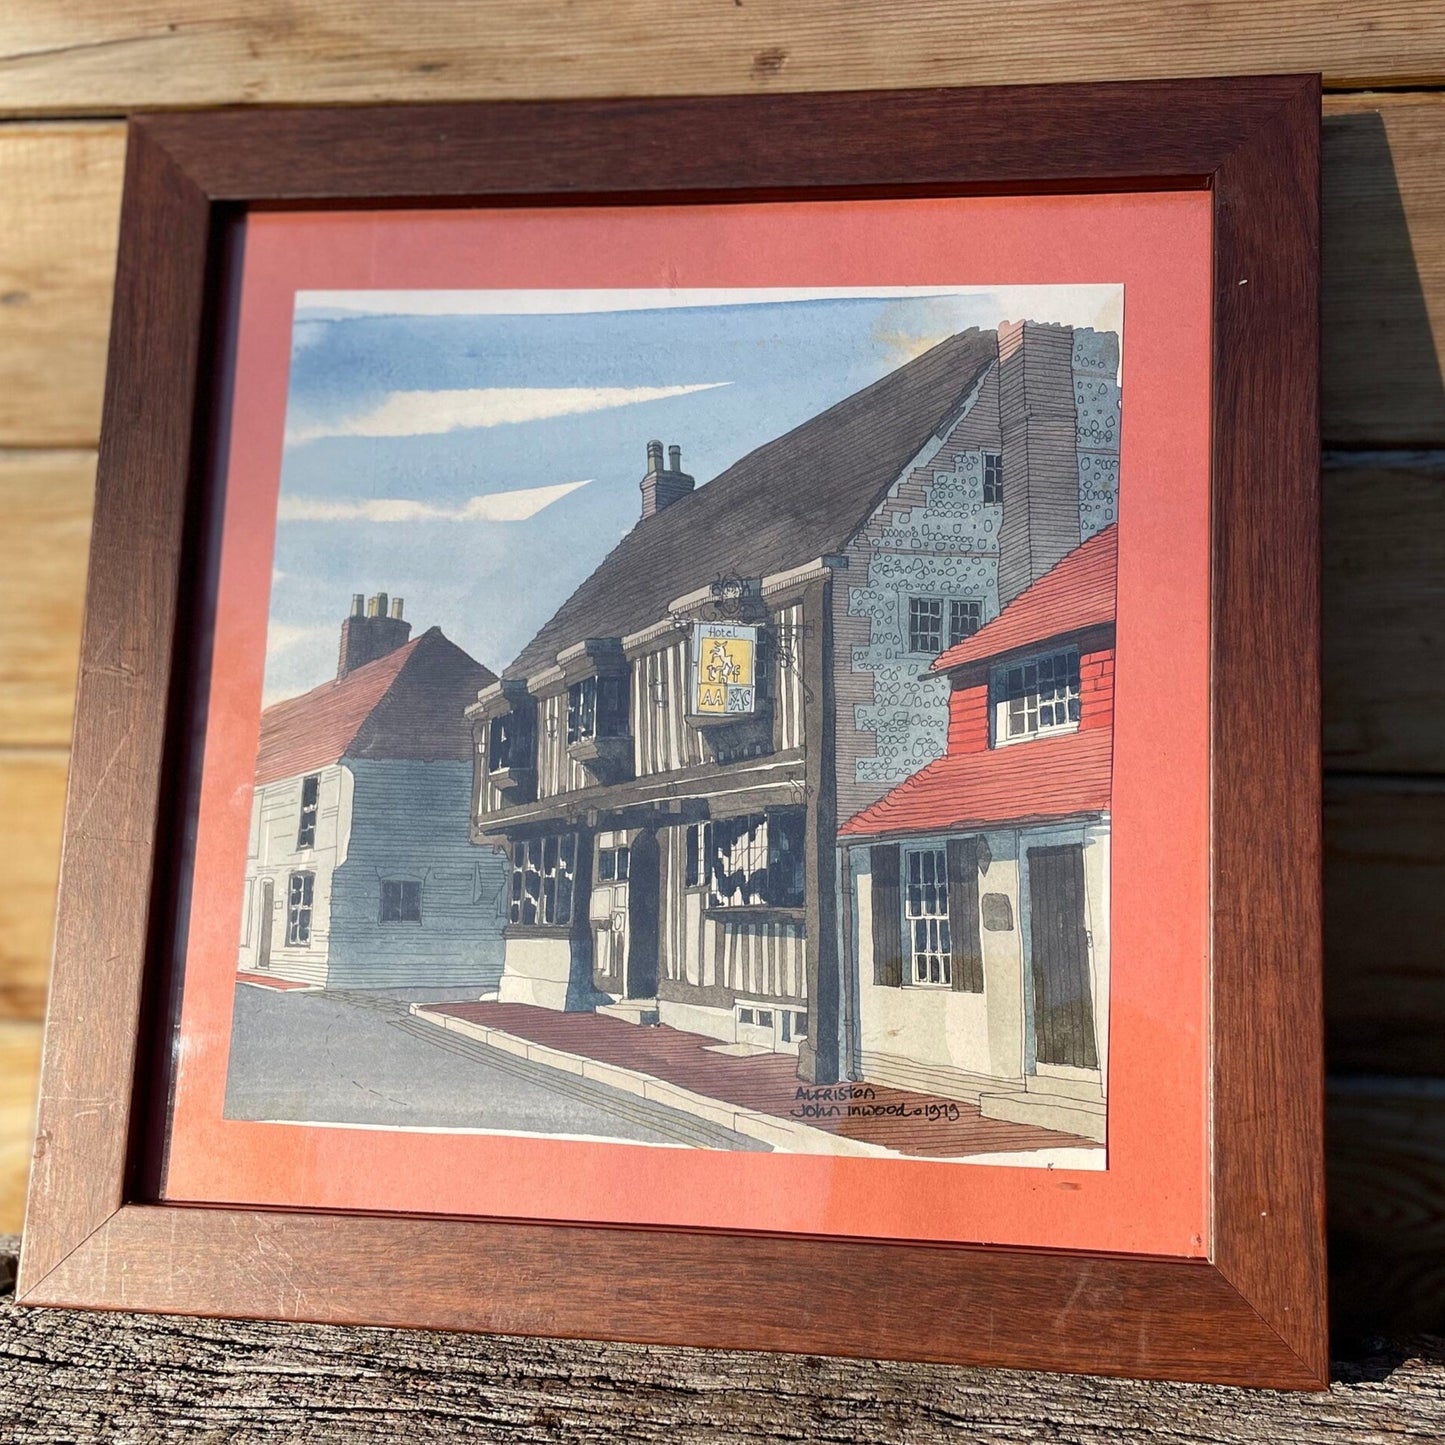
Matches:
[501,327,1000,682]
[260,630,423,720]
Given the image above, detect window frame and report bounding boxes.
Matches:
[508,832,578,928]
[991,646,1082,746]
[380,878,423,925]
[902,845,953,987]
[982,449,1003,504]
[948,597,983,646]
[285,870,314,947]
[597,844,631,883]
[487,712,531,774]
[910,594,985,656]
[907,595,945,656]
[702,809,806,912]
[566,671,630,746]
[296,773,320,850]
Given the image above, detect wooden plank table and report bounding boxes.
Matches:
[1,1238,1441,1441]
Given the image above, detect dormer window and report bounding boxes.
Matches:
[478,694,537,803]
[992,647,1080,744]
[566,673,628,745]
[557,639,633,784]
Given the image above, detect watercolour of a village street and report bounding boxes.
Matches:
[224,284,1121,1172]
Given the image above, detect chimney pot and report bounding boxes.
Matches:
[639,440,696,520]
[338,590,413,680]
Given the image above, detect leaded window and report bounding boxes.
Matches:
[949,598,983,645]
[908,596,945,655]
[296,773,320,849]
[993,648,1082,741]
[286,871,314,946]
[904,847,952,985]
[509,833,578,927]
[567,673,629,745]
[983,450,1003,503]
[705,810,806,910]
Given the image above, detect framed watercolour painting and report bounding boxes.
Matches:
[18,76,1325,1387]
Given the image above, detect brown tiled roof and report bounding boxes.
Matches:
[254,628,495,785]
[504,329,1000,680]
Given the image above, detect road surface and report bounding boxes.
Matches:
[224,984,765,1150]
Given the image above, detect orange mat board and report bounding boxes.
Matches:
[163,191,1212,1258]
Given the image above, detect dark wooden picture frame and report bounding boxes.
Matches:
[17,75,1324,1388]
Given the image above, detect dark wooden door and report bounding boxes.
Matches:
[1027,844,1098,1070]
[256,878,273,971]
[626,830,660,999]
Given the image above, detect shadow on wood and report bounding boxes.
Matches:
[1323,107,1445,446]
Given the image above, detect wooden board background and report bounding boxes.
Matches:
[2,2,1444,1421]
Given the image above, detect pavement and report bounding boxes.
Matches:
[414,1000,1104,1165]
[223,984,766,1150]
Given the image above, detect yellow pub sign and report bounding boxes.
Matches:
[692,622,759,715]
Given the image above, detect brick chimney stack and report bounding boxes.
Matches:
[640,439,695,519]
[337,591,412,679]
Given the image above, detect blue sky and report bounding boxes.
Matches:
[263,285,1122,703]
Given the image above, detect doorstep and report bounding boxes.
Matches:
[595,997,660,1026]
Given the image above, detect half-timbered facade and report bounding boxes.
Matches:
[469,324,1121,1085]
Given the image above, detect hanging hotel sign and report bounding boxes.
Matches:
[692,621,759,715]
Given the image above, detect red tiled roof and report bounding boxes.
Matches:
[254,628,494,785]
[839,727,1112,839]
[931,524,1117,674]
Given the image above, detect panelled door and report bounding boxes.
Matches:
[1026,844,1099,1070]
[256,878,274,970]
[591,834,630,991]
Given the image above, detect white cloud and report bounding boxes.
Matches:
[265,620,333,654]
[276,478,591,525]
[286,383,727,446]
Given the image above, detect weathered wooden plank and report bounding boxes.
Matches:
[0,1181,1441,1443]
[0,750,63,1024]
[0,1027,41,1234]
[0,452,93,747]
[1323,96,1445,446]
[2,3,1445,117]
[0,124,124,448]
[1329,1080,1445,1341]
[1323,454,1445,775]
[0,94,1443,449]
[1325,780,1445,1078]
